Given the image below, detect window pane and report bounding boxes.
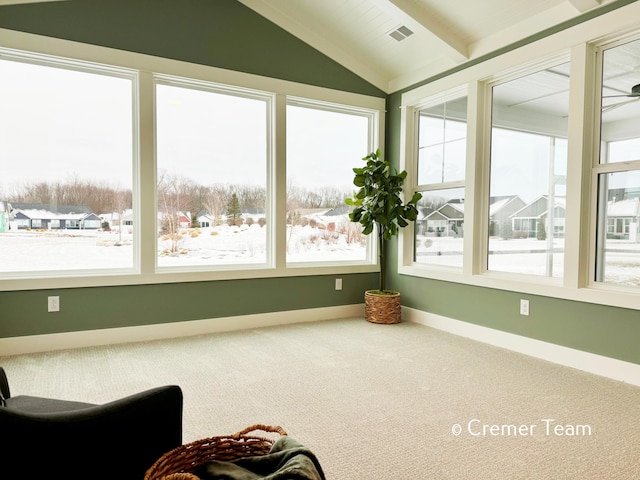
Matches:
[417,97,467,185]
[155,83,268,268]
[595,171,640,286]
[488,64,569,277]
[600,38,640,164]
[414,188,465,268]
[0,58,134,275]
[596,38,640,287]
[286,104,370,263]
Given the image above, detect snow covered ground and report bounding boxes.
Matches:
[0,226,637,286]
[416,235,640,285]
[0,219,367,272]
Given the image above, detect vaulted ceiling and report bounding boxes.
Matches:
[0,0,622,93]
[238,0,617,92]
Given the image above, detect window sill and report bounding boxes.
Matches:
[398,263,639,311]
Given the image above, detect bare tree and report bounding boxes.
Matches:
[202,183,230,227]
[157,170,195,253]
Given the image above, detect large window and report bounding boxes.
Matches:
[0,44,383,288]
[397,14,640,309]
[595,38,640,287]
[286,101,374,264]
[488,63,569,278]
[413,95,467,268]
[0,56,135,276]
[155,80,269,269]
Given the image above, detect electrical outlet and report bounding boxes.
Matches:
[48,296,60,312]
[520,299,529,316]
[335,278,343,291]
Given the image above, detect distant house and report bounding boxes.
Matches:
[607,197,640,240]
[196,211,213,228]
[488,195,526,237]
[510,196,566,238]
[10,203,101,230]
[422,200,465,237]
[100,209,133,230]
[177,211,191,229]
[416,196,524,238]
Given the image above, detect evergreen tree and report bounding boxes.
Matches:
[226,193,242,221]
[537,219,547,240]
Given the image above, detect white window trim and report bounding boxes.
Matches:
[285,96,380,269]
[0,28,384,291]
[398,4,640,311]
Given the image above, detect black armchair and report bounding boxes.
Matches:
[0,366,183,480]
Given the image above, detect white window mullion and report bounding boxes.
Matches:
[398,104,417,270]
[138,71,156,276]
[465,80,487,276]
[564,42,597,289]
[273,93,287,271]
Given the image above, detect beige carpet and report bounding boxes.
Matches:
[2,318,639,479]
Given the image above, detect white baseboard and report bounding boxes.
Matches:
[0,304,364,356]
[403,307,640,387]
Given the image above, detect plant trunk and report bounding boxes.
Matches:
[378,226,385,291]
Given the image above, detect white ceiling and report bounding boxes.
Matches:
[239,0,616,93]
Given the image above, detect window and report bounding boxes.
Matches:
[413,94,467,268]
[594,38,640,288]
[155,80,270,269]
[285,100,375,264]
[0,55,135,276]
[488,63,569,278]
[0,37,384,289]
[398,16,639,309]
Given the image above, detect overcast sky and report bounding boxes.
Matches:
[0,58,370,197]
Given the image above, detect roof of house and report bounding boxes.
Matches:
[608,197,640,217]
[11,203,93,215]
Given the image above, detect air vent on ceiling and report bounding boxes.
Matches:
[388,25,414,42]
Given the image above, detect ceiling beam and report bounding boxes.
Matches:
[370,0,469,63]
[566,0,601,13]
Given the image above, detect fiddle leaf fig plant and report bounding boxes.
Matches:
[346,149,422,292]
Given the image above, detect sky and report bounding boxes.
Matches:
[0,58,133,191]
[0,58,371,198]
[1,56,636,204]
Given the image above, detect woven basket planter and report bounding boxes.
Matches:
[145,424,287,480]
[364,290,401,324]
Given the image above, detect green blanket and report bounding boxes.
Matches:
[194,436,325,480]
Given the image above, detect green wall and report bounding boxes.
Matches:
[0,274,375,337]
[0,0,380,339]
[383,5,640,366]
[0,0,385,98]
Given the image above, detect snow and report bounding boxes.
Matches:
[0,216,367,272]
[415,235,640,285]
[0,224,638,287]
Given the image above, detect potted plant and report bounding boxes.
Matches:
[346,149,422,324]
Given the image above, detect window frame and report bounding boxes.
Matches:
[0,47,141,280]
[409,87,468,270]
[284,96,380,269]
[0,29,384,292]
[153,74,276,273]
[587,34,640,295]
[398,9,640,310]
